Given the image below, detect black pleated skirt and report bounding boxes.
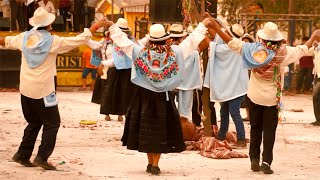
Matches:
[100,68,134,115]
[121,87,186,153]
[91,76,106,104]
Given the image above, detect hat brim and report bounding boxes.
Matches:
[170,32,188,38]
[119,27,131,32]
[147,33,171,42]
[257,29,283,41]
[29,13,55,29]
[242,35,255,42]
[226,26,243,38]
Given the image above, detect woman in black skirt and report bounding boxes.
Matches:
[104,18,212,175]
[99,18,135,121]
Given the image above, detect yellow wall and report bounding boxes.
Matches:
[103,6,149,35]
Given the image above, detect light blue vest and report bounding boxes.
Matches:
[204,42,249,102]
[112,43,133,69]
[22,30,53,68]
[131,44,185,92]
[177,50,202,90]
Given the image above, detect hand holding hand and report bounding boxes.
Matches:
[202,18,212,28]
[209,18,222,31]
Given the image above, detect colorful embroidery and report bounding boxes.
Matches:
[114,44,125,56]
[134,47,179,82]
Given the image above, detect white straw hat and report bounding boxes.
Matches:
[29,7,56,29]
[257,22,283,41]
[169,24,187,38]
[116,18,130,32]
[242,33,255,42]
[227,24,244,38]
[147,24,170,42]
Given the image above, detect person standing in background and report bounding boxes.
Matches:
[73,0,84,31]
[296,37,314,94]
[81,48,98,90]
[58,0,71,31]
[0,0,11,18]
[38,0,55,14]
[9,0,17,30]
[86,0,98,28]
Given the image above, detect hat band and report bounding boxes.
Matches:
[150,33,170,40]
[230,26,241,39]
[119,27,130,31]
[170,30,184,34]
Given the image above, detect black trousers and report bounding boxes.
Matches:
[313,78,320,122]
[192,90,217,126]
[17,95,60,161]
[248,98,278,165]
[296,67,313,92]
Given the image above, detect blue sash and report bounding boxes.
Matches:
[22,30,53,68]
[241,42,276,69]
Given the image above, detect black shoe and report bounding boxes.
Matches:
[260,162,274,174]
[251,159,260,172]
[146,164,152,173]
[12,153,35,167]
[151,166,161,175]
[311,121,320,126]
[33,156,57,170]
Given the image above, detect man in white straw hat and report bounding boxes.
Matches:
[101,17,213,175]
[203,22,249,150]
[0,7,107,170]
[209,19,320,174]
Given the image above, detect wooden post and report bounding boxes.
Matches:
[200,0,212,136]
[111,0,114,21]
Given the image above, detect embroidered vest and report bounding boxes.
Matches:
[131,44,185,92]
[112,37,135,70]
[112,44,133,69]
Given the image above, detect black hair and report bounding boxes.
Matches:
[302,36,309,41]
[243,37,254,43]
[256,2,264,10]
[170,37,183,42]
[150,40,167,45]
[37,26,48,30]
[261,39,283,49]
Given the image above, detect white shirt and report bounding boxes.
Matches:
[228,38,311,106]
[100,43,112,79]
[5,28,93,99]
[38,0,56,14]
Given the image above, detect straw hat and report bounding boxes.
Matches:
[242,33,255,42]
[169,24,187,38]
[257,22,283,41]
[227,24,244,38]
[29,7,55,29]
[147,24,170,42]
[116,18,130,32]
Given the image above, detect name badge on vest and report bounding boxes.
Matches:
[43,92,58,107]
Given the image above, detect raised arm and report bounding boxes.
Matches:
[106,20,135,60]
[0,37,4,46]
[208,19,233,44]
[178,18,210,59]
[304,29,320,48]
[50,18,107,54]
